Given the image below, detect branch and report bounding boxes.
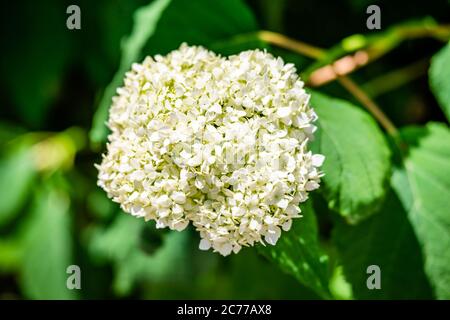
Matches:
[257,31,399,136]
[257,31,325,59]
[362,58,429,97]
[337,76,398,136]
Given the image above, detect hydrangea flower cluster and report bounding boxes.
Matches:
[97,44,324,256]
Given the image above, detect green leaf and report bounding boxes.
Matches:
[228,249,320,299]
[429,41,450,121]
[113,229,189,295]
[392,122,450,299]
[79,0,148,87]
[333,189,433,299]
[258,201,331,299]
[21,186,77,299]
[89,212,190,296]
[0,122,26,149]
[90,0,258,144]
[0,238,22,272]
[89,213,144,263]
[143,0,258,56]
[90,0,172,144]
[0,144,36,227]
[310,91,391,223]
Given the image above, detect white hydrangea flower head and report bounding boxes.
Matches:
[97,43,325,256]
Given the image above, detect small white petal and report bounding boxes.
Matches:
[305,181,320,191]
[282,219,292,231]
[276,198,289,209]
[199,239,211,251]
[311,154,325,167]
[277,107,291,118]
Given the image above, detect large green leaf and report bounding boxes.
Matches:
[21,186,77,299]
[90,0,258,144]
[310,91,391,224]
[333,189,433,299]
[429,41,450,122]
[258,201,331,299]
[0,144,36,227]
[143,0,258,56]
[392,122,450,299]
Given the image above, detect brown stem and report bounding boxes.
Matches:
[258,31,325,59]
[257,31,399,136]
[362,58,429,97]
[337,76,398,136]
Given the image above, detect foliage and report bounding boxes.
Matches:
[392,123,450,299]
[0,0,449,300]
[310,91,391,224]
[430,41,450,121]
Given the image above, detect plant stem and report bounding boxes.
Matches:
[337,76,398,136]
[303,20,450,82]
[362,58,429,97]
[258,31,325,59]
[257,31,399,136]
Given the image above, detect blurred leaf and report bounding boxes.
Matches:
[345,0,375,11]
[229,249,320,299]
[310,91,391,223]
[259,0,287,32]
[90,0,172,144]
[143,0,258,56]
[87,189,117,221]
[258,201,331,299]
[0,144,36,227]
[210,34,267,57]
[333,189,433,299]
[21,186,77,299]
[90,213,143,263]
[90,0,258,143]
[89,212,190,296]
[80,0,148,86]
[392,122,450,299]
[429,41,450,122]
[0,238,22,272]
[328,266,353,300]
[0,122,26,149]
[0,1,72,127]
[114,229,189,295]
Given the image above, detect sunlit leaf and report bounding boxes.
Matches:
[392,122,450,299]
[334,189,433,299]
[310,91,391,223]
[21,186,77,299]
[429,41,450,122]
[0,144,36,227]
[258,201,331,299]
